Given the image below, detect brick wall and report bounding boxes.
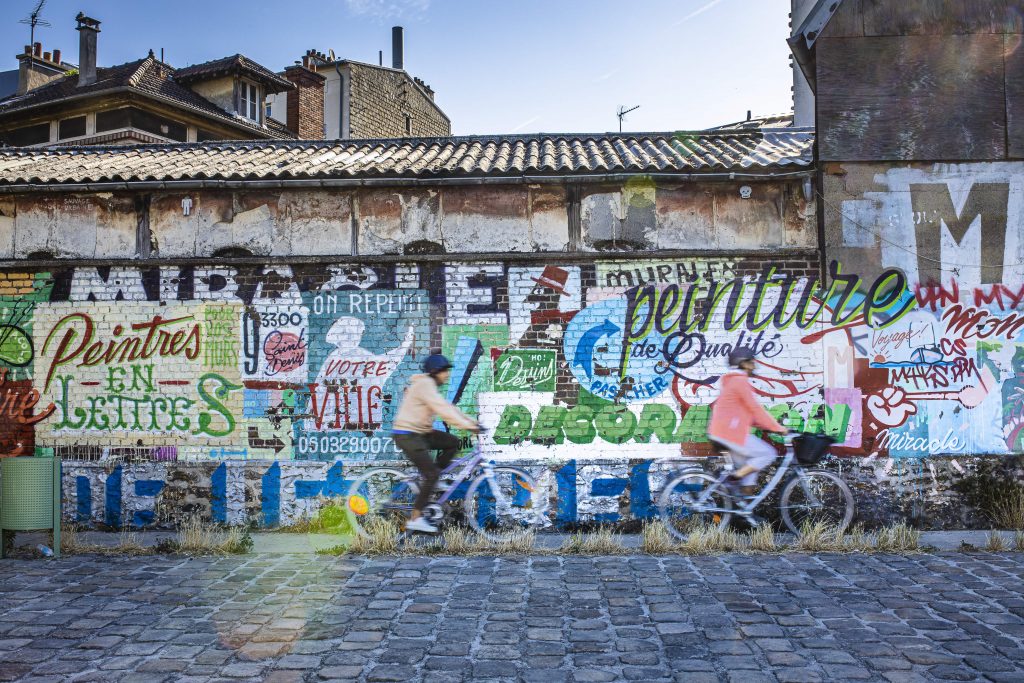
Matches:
[283,66,325,139]
[347,63,450,138]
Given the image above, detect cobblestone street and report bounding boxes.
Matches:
[1,552,1023,682]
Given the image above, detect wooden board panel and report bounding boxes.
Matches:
[862,0,1024,36]
[817,35,1007,161]
[1004,33,1024,158]
[820,0,864,38]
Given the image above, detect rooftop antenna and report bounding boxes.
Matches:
[19,0,51,67]
[617,104,639,133]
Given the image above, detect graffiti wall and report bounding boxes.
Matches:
[823,162,1024,465]
[0,251,924,527]
[4,164,1024,527]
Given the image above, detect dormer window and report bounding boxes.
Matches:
[239,81,260,121]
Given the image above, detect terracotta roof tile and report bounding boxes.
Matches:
[0,130,813,186]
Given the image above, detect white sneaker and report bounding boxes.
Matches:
[405,517,438,534]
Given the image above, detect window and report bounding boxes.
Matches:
[58,116,87,140]
[239,81,260,121]
[264,100,273,120]
[405,114,412,135]
[3,122,50,146]
[95,107,186,141]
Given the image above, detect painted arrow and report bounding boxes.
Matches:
[573,318,620,379]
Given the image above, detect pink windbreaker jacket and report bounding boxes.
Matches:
[707,371,785,453]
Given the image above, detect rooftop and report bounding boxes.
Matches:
[0,55,295,140]
[0,129,813,188]
[173,54,294,93]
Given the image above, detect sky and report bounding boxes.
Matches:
[1,0,797,135]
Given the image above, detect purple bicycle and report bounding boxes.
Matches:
[344,435,547,542]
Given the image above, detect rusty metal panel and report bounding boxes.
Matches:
[817,35,1006,161]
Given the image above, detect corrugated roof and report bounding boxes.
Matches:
[0,129,813,186]
[0,56,296,140]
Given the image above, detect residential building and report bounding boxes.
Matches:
[0,13,315,146]
[267,27,450,139]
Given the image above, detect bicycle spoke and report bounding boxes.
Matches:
[658,472,732,542]
[780,471,855,536]
[466,468,541,542]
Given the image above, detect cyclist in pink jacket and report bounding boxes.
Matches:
[707,348,787,497]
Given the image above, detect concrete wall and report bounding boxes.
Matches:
[0,181,814,259]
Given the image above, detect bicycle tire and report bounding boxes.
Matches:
[658,471,733,542]
[345,468,419,538]
[464,467,541,543]
[779,470,855,536]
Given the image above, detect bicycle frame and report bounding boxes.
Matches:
[385,441,515,511]
[685,442,798,515]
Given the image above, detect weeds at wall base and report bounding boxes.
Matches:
[324,520,947,557]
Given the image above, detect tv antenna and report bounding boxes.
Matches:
[19,0,50,66]
[617,104,640,132]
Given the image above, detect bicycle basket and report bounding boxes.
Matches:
[793,433,836,465]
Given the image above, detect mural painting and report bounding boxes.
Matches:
[3,165,1024,525]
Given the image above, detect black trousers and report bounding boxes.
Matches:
[394,430,461,513]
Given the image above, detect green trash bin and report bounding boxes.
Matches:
[0,457,61,558]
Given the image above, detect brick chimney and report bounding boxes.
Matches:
[282,65,325,139]
[76,13,101,87]
[16,42,72,95]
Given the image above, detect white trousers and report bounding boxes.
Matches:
[730,435,777,486]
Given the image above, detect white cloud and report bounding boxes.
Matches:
[344,0,431,20]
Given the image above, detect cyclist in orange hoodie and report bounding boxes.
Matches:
[707,348,788,497]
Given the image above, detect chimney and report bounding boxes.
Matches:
[76,12,101,87]
[392,26,404,70]
[790,0,815,127]
[283,65,326,139]
[16,42,71,95]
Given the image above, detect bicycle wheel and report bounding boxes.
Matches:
[345,468,419,538]
[779,470,855,536]
[464,468,541,543]
[658,471,733,542]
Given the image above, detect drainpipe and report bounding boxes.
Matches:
[333,62,345,139]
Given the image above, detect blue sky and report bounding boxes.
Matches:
[2,0,796,134]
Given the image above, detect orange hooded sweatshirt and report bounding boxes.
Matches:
[707,371,785,452]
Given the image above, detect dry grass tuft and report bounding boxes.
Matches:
[986,530,1008,552]
[681,524,743,554]
[842,524,872,553]
[59,524,154,556]
[557,528,628,555]
[988,488,1024,531]
[746,525,779,553]
[874,522,921,553]
[346,516,403,555]
[792,521,842,552]
[496,529,539,555]
[1015,530,1024,552]
[168,516,252,555]
[640,521,679,555]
